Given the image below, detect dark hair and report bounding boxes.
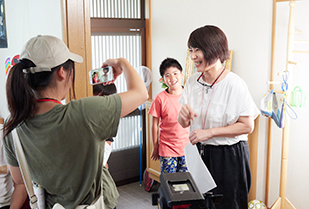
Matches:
[187,25,229,66]
[93,83,117,96]
[3,59,75,137]
[159,58,183,77]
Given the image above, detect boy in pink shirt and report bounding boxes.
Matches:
[148,58,189,173]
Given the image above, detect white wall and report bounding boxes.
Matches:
[0,0,63,119]
[151,0,309,208]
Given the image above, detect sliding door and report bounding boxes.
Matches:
[90,0,146,185]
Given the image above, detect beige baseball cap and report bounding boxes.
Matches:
[20,35,83,73]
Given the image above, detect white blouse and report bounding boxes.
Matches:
[179,71,259,146]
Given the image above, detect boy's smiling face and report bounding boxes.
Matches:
[163,66,183,91]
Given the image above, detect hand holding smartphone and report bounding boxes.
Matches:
[89,66,114,85]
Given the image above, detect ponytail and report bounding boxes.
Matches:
[4,60,37,136]
[3,59,75,137]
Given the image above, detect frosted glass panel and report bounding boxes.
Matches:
[90,0,141,19]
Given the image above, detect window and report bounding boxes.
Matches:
[90,0,145,151]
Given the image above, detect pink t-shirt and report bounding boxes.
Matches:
[148,90,189,157]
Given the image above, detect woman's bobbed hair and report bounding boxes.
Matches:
[188,25,230,66]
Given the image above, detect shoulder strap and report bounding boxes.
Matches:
[12,129,38,209]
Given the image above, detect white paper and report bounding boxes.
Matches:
[185,143,216,193]
[33,185,45,209]
[103,142,112,166]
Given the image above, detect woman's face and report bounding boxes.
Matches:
[189,47,218,73]
[189,47,207,72]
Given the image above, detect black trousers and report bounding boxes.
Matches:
[197,141,251,209]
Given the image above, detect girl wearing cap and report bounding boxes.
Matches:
[178,25,259,209]
[2,35,148,208]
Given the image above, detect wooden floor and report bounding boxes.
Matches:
[116,181,160,209]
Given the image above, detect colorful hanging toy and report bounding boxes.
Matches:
[5,54,20,75]
[159,77,168,89]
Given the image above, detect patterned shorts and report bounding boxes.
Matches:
[160,156,188,174]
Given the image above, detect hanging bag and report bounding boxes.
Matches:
[12,129,104,209]
[260,90,284,128]
[290,86,307,107]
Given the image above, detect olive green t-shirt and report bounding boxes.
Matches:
[102,166,119,209]
[3,95,121,209]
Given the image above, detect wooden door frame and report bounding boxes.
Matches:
[62,1,261,201]
[62,0,92,101]
[62,0,152,101]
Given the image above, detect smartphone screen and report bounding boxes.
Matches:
[89,66,113,85]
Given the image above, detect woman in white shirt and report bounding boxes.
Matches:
[178,25,259,209]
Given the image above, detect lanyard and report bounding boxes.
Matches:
[199,67,225,129]
[36,98,62,105]
[197,67,225,93]
[200,87,215,130]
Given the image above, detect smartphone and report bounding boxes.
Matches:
[89,66,113,85]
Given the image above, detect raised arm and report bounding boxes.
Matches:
[102,58,148,118]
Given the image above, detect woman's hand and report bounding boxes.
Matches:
[101,58,125,84]
[178,104,197,128]
[106,58,148,118]
[189,129,213,145]
[189,116,255,145]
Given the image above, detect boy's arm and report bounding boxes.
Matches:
[151,116,160,161]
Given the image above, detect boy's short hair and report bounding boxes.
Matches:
[159,58,183,77]
[93,83,117,96]
[187,25,229,67]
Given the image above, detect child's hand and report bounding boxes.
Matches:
[151,147,160,161]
